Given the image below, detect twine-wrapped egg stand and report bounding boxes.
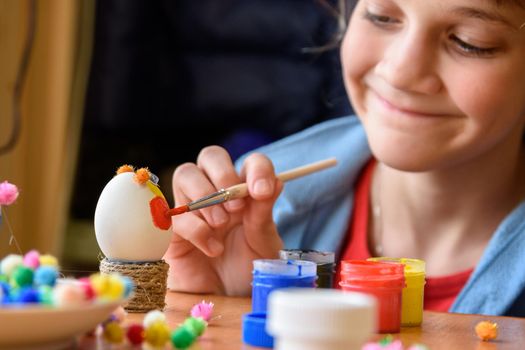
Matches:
[99,258,169,312]
[94,167,173,313]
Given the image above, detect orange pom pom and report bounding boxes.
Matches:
[134,168,150,184]
[475,321,498,341]
[116,164,134,175]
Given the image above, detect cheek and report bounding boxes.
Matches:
[449,68,525,138]
[341,20,390,119]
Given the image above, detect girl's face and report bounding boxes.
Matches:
[342,0,525,171]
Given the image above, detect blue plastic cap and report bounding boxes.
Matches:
[242,312,274,348]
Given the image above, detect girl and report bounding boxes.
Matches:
[164,0,525,316]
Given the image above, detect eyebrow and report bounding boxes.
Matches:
[452,6,516,29]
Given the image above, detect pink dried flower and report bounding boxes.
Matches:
[362,340,405,350]
[0,181,19,206]
[190,300,214,321]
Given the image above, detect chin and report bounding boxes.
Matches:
[368,134,447,173]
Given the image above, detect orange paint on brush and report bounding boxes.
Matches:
[150,197,190,230]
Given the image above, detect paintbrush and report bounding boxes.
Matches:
[150,158,337,230]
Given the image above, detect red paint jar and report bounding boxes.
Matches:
[339,260,405,333]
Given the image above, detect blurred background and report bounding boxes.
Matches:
[0,0,352,272]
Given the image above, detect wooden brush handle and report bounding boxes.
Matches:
[225,158,338,201]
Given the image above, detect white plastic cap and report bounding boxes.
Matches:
[267,288,376,350]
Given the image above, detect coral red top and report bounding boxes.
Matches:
[335,159,473,312]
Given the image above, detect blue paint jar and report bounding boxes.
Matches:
[251,259,317,313]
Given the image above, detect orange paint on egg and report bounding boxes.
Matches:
[149,196,172,230]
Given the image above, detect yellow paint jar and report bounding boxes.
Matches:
[368,257,426,327]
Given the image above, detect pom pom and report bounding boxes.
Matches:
[171,325,196,349]
[126,324,145,345]
[90,273,125,301]
[183,317,207,337]
[34,266,58,287]
[407,345,430,350]
[38,285,54,305]
[23,250,40,269]
[134,168,150,185]
[39,254,59,268]
[77,277,96,300]
[121,275,134,298]
[475,321,498,341]
[117,164,134,175]
[190,300,214,321]
[144,320,171,348]
[103,320,125,344]
[15,287,40,304]
[11,265,34,288]
[0,181,19,206]
[143,310,167,328]
[52,282,86,307]
[0,254,23,277]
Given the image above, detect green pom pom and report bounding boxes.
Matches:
[38,285,54,305]
[171,326,196,349]
[12,266,34,287]
[183,317,207,337]
[0,274,8,283]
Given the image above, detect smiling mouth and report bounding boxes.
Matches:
[374,91,446,118]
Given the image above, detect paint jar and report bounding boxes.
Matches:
[252,259,317,313]
[279,249,335,288]
[267,288,376,350]
[339,260,405,333]
[368,257,426,326]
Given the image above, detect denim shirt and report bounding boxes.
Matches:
[238,116,525,316]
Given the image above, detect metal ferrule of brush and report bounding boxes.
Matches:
[187,189,232,211]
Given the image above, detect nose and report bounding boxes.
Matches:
[374,29,442,95]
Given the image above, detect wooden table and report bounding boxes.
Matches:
[79,292,525,350]
[83,291,525,349]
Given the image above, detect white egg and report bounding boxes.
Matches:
[94,172,172,262]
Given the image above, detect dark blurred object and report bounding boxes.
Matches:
[72,0,352,218]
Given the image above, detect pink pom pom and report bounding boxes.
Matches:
[0,181,19,206]
[190,300,214,321]
[23,250,40,269]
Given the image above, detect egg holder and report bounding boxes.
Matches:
[100,258,168,313]
[94,166,174,313]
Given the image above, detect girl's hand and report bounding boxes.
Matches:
[163,146,283,295]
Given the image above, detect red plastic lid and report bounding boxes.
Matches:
[341,260,404,276]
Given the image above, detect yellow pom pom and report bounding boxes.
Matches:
[116,164,134,175]
[475,321,498,341]
[103,321,124,344]
[144,320,171,347]
[39,254,59,267]
[90,273,125,301]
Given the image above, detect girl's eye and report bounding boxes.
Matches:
[362,9,399,27]
[448,34,497,57]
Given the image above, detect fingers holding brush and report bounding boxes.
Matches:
[197,146,246,213]
[172,160,229,228]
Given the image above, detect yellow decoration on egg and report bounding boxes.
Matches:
[146,181,165,198]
